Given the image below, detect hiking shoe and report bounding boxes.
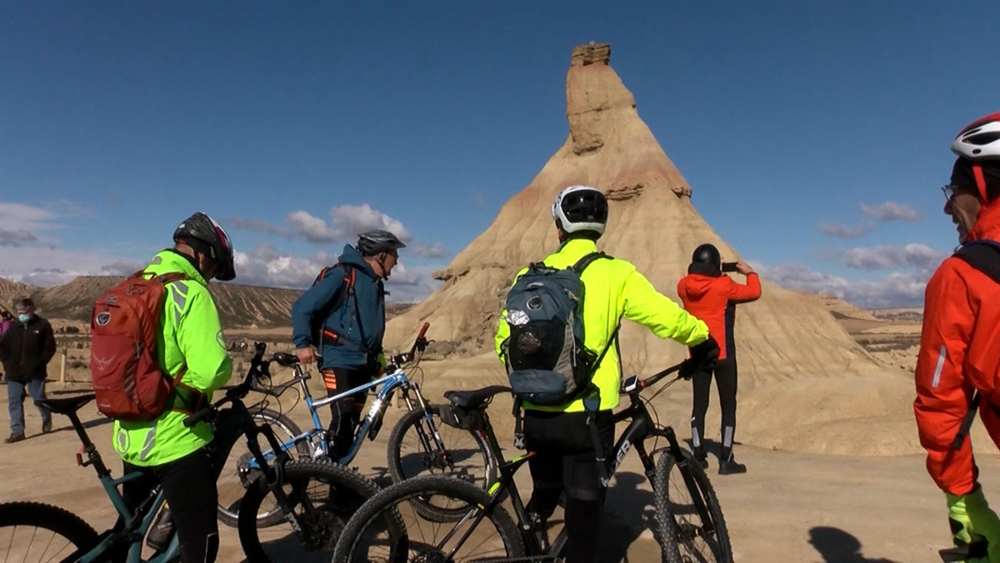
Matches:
[42,420,52,434]
[718,459,747,475]
[5,433,25,444]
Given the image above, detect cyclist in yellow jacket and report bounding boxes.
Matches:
[496,185,717,563]
[114,212,235,563]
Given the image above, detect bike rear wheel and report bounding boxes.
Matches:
[217,407,312,528]
[334,474,524,562]
[237,459,381,563]
[655,449,733,563]
[386,404,497,521]
[0,501,101,562]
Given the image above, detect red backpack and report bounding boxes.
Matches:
[90,270,191,421]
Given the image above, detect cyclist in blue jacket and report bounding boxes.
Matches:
[291,230,405,458]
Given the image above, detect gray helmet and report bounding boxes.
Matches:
[357,229,406,256]
[173,212,236,281]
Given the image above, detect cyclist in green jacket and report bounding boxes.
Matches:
[115,212,235,563]
[495,185,718,563]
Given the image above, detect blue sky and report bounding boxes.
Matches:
[1,1,998,306]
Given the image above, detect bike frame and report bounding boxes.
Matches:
[63,384,299,562]
[446,383,716,560]
[245,364,435,468]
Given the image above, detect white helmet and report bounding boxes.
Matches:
[551,185,608,236]
[952,113,1000,161]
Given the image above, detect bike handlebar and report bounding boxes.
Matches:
[183,343,286,427]
[621,361,685,396]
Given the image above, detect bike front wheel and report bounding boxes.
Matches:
[237,459,381,563]
[386,404,497,521]
[0,502,101,562]
[654,449,733,563]
[217,407,312,528]
[334,475,525,562]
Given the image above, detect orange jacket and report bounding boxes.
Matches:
[677,272,761,360]
[915,203,1000,496]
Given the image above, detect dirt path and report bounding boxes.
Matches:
[0,381,989,562]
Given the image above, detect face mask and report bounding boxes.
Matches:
[18,314,30,323]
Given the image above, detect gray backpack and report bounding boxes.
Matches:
[502,252,618,406]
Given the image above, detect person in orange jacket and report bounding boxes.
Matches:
[677,244,761,474]
[914,112,1000,562]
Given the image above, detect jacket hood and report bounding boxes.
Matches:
[147,249,208,286]
[337,244,377,278]
[679,273,718,300]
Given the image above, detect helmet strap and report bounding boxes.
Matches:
[975,164,989,202]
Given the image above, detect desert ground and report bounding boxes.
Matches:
[1,306,993,562]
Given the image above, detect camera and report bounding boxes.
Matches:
[721,262,738,273]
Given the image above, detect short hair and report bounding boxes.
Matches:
[14,298,34,310]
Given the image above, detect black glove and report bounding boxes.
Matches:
[680,336,720,380]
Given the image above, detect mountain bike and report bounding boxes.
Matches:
[331,362,733,562]
[218,322,497,526]
[0,343,379,563]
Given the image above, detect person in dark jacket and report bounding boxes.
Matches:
[291,229,405,458]
[0,298,56,443]
[677,244,761,475]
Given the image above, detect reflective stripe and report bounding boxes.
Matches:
[691,426,701,448]
[170,283,188,325]
[139,420,158,461]
[932,344,947,388]
[149,256,163,265]
[723,425,734,448]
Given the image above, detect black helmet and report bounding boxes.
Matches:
[692,244,721,265]
[173,212,236,281]
[552,185,609,236]
[357,229,406,256]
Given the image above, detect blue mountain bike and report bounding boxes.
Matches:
[217,323,498,527]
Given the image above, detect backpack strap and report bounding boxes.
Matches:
[314,264,358,348]
[571,251,612,274]
[949,240,1000,450]
[512,397,525,450]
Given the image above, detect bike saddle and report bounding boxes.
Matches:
[36,393,96,415]
[271,352,298,367]
[444,386,511,409]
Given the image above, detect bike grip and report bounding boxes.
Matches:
[417,322,430,339]
[183,408,213,428]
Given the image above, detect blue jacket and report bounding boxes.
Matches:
[291,244,386,369]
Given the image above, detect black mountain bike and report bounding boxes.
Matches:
[0,343,378,563]
[331,362,733,562]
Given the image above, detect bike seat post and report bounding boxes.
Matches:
[66,411,111,476]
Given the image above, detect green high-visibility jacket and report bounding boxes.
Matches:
[113,250,233,467]
[495,238,710,413]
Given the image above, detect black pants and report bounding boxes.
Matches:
[322,367,373,459]
[122,448,219,563]
[523,409,615,563]
[690,356,738,461]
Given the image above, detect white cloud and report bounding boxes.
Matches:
[286,210,340,243]
[841,243,947,272]
[818,222,873,239]
[0,228,38,247]
[754,262,929,308]
[860,201,923,222]
[409,241,450,258]
[285,204,411,245]
[329,204,411,242]
[232,243,439,302]
[227,216,293,238]
[0,244,133,286]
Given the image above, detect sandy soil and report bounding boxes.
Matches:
[0,375,986,563]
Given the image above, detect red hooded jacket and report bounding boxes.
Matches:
[914,202,1000,496]
[677,272,761,360]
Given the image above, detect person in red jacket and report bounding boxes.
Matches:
[914,112,1000,562]
[677,244,761,474]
